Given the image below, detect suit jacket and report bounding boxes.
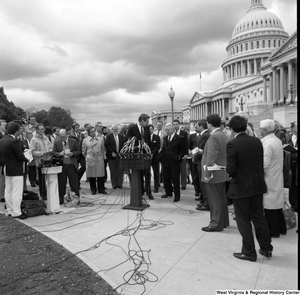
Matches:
[0,131,5,166]
[201,129,229,183]
[53,137,80,169]
[126,123,151,145]
[159,133,185,165]
[176,129,189,155]
[194,130,210,164]
[0,134,28,176]
[226,132,267,199]
[105,133,125,160]
[188,133,199,151]
[150,133,160,162]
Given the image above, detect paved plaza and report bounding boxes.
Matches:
[0,174,298,295]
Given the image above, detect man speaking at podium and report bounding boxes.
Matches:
[126,113,152,200]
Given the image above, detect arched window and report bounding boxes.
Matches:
[251,42,254,49]
[245,43,248,50]
[256,40,260,48]
[268,40,271,47]
[273,40,276,47]
[262,40,265,48]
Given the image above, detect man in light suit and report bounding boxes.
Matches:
[159,123,185,202]
[201,114,229,232]
[173,120,189,190]
[226,115,273,261]
[53,129,80,204]
[105,125,125,189]
[0,122,28,219]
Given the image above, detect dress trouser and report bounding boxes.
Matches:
[37,167,47,200]
[205,182,229,230]
[191,161,200,195]
[108,157,123,187]
[77,154,86,183]
[151,159,160,191]
[233,194,273,257]
[89,177,105,193]
[4,175,23,216]
[28,165,37,184]
[0,166,5,200]
[163,160,181,201]
[58,164,79,203]
[180,158,187,187]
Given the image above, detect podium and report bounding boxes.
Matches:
[120,153,152,211]
[41,166,62,212]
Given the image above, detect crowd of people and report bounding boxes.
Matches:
[0,113,298,262]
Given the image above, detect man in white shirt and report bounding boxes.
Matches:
[0,119,7,202]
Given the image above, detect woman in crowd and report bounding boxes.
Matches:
[82,126,107,195]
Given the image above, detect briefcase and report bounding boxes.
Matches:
[21,200,47,217]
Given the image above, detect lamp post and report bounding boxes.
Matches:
[287,84,295,106]
[168,86,175,122]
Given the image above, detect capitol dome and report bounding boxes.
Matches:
[221,0,289,87]
[232,1,285,38]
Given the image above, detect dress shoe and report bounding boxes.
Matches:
[148,194,154,200]
[118,186,122,188]
[113,186,117,189]
[161,194,172,198]
[259,249,272,258]
[0,198,5,203]
[13,213,28,220]
[181,186,186,190]
[154,189,159,193]
[91,190,96,195]
[233,253,257,262]
[195,197,202,201]
[173,199,179,202]
[202,226,222,232]
[196,206,209,211]
[195,193,200,197]
[98,191,107,195]
[30,182,36,187]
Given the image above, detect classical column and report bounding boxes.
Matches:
[254,58,257,75]
[241,61,245,77]
[222,98,225,118]
[272,68,277,101]
[263,75,267,101]
[205,102,208,117]
[279,64,284,100]
[269,73,273,102]
[228,98,232,115]
[247,59,250,76]
[230,65,233,79]
[288,61,293,100]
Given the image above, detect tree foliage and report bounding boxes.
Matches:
[0,87,26,122]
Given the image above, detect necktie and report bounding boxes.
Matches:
[115,134,119,152]
[141,127,144,139]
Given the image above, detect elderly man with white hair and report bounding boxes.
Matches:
[260,119,286,238]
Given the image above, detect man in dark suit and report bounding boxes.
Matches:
[71,123,86,189]
[0,121,28,219]
[149,124,160,193]
[53,129,81,204]
[193,119,210,211]
[159,123,185,202]
[0,119,7,202]
[286,121,298,212]
[226,115,273,261]
[201,114,229,232]
[126,113,152,199]
[105,125,125,189]
[193,119,210,210]
[173,119,189,190]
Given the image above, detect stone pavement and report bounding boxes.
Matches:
[0,175,298,295]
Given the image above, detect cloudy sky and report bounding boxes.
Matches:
[0,0,297,127]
